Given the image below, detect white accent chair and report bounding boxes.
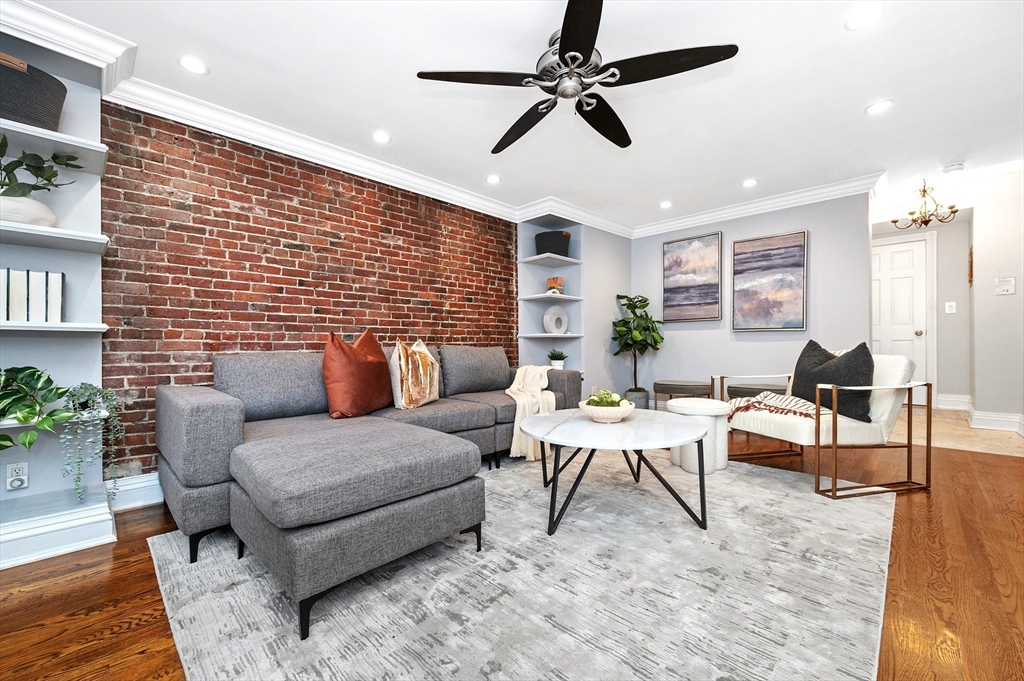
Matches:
[717,354,932,499]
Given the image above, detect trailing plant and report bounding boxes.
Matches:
[547,349,568,361]
[611,294,664,391]
[0,366,74,451]
[0,134,81,197]
[60,383,124,499]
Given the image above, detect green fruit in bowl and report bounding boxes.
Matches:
[586,389,632,407]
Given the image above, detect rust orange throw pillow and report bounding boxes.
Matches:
[323,330,393,418]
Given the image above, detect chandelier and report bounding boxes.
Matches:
[890,180,959,229]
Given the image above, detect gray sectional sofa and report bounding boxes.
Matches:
[155,344,581,558]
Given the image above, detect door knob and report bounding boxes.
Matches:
[914,330,924,336]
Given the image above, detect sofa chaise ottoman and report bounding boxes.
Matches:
[230,416,484,639]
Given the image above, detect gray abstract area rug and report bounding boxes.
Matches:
[148,450,895,681]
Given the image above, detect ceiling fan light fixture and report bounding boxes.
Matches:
[742,179,758,188]
[178,55,208,75]
[864,100,894,115]
[659,201,672,209]
[372,130,391,144]
[487,175,501,184]
[845,2,884,31]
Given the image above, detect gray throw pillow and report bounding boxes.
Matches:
[440,346,511,396]
[790,340,874,423]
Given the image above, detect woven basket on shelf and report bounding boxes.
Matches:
[0,52,67,132]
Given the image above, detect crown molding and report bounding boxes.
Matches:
[516,197,633,238]
[0,0,136,94]
[631,172,885,239]
[106,78,522,223]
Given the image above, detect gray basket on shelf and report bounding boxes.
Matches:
[0,52,67,132]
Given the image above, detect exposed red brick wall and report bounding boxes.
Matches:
[100,102,518,476]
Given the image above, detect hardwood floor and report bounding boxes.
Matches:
[1,436,1021,680]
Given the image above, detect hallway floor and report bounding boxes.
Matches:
[889,407,1023,457]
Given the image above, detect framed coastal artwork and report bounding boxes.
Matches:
[663,231,722,322]
[732,230,807,331]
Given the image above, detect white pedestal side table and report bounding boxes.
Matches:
[667,398,731,474]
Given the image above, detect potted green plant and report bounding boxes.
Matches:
[0,133,81,227]
[0,366,123,499]
[547,349,567,369]
[611,294,664,410]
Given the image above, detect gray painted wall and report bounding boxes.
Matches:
[969,171,1024,416]
[629,194,871,393]
[871,216,973,396]
[582,226,633,395]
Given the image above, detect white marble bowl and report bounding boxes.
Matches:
[578,400,635,424]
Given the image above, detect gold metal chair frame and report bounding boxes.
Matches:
[814,381,932,499]
[713,373,802,461]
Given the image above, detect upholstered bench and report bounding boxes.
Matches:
[230,417,485,639]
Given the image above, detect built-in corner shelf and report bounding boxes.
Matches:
[0,118,108,176]
[518,333,584,339]
[0,321,108,333]
[519,293,583,302]
[0,221,109,254]
[519,253,582,268]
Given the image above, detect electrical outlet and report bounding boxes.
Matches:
[945,302,957,314]
[6,462,28,491]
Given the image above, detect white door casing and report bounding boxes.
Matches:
[871,233,937,404]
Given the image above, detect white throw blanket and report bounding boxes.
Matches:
[506,365,556,461]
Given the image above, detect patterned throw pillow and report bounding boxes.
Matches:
[389,339,440,409]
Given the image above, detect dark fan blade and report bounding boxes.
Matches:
[492,99,555,154]
[575,94,630,148]
[601,45,739,87]
[417,71,538,87]
[558,0,603,66]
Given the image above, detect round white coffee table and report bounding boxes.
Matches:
[666,397,731,475]
[520,409,708,535]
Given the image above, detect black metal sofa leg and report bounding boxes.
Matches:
[188,524,230,564]
[460,522,482,552]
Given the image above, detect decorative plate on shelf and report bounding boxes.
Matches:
[543,305,568,334]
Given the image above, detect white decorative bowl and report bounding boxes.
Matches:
[579,400,635,424]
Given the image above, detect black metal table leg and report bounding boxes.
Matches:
[541,442,583,488]
[621,450,641,482]
[547,447,598,535]
[635,440,707,530]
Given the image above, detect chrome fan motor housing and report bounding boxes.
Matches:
[537,30,603,80]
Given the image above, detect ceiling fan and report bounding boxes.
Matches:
[417,0,738,154]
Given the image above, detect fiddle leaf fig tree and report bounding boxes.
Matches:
[611,294,664,391]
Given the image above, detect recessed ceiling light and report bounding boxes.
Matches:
[659,200,672,209]
[864,100,894,115]
[845,2,884,31]
[178,55,208,75]
[372,130,391,144]
[742,179,758,188]
[486,174,501,184]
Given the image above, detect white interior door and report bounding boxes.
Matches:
[871,240,927,403]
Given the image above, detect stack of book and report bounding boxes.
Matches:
[1,269,66,323]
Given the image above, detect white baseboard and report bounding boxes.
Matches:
[106,471,163,512]
[935,394,972,412]
[969,408,1024,433]
[0,500,116,570]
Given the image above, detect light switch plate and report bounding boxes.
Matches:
[945,302,956,313]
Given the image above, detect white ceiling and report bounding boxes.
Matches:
[31,1,1024,232]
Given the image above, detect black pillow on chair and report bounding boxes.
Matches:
[791,340,874,423]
